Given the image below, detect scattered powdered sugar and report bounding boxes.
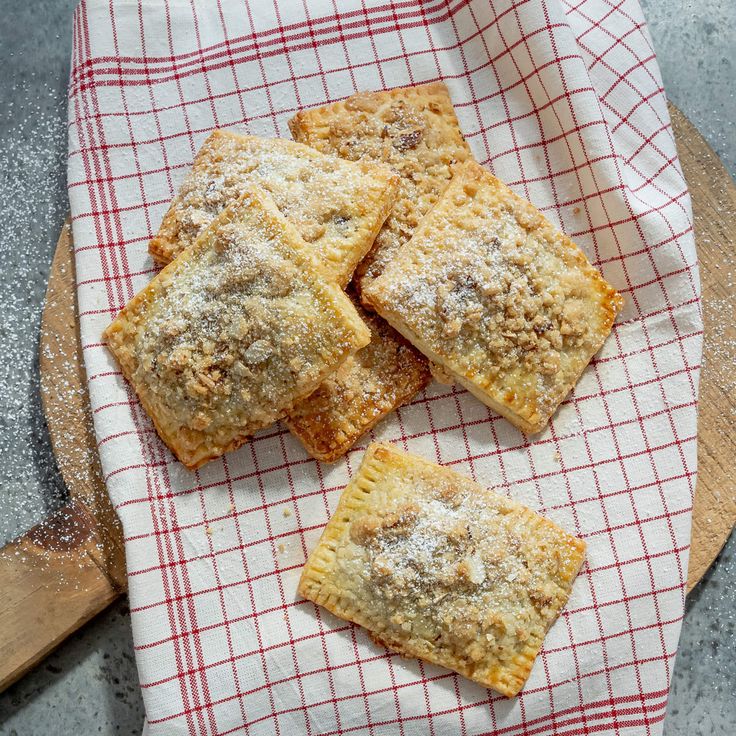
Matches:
[702,290,736,420]
[0,77,122,593]
[372,498,463,578]
[0,80,69,546]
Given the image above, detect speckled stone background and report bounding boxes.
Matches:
[0,1,733,734]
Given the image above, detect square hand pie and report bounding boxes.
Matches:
[363,160,623,434]
[299,443,586,697]
[105,188,370,470]
[286,300,430,462]
[148,130,398,287]
[289,81,471,295]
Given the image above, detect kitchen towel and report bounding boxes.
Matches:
[66,1,702,734]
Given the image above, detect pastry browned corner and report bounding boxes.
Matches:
[105,187,370,469]
[363,159,624,434]
[148,130,398,288]
[299,443,586,697]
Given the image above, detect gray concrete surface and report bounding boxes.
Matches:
[0,1,733,733]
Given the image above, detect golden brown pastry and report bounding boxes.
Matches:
[289,81,471,296]
[363,160,623,433]
[286,300,430,462]
[299,443,586,697]
[105,188,370,469]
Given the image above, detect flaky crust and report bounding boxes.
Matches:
[285,83,470,457]
[289,82,471,296]
[105,187,370,469]
[299,443,586,697]
[363,160,623,434]
[149,130,398,288]
[286,301,430,462]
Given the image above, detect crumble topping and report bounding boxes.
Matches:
[402,217,589,374]
[130,214,361,437]
[290,84,471,289]
[333,459,581,673]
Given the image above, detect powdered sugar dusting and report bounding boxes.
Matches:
[365,163,622,428]
[153,132,390,286]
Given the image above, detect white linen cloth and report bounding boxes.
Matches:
[66,1,702,733]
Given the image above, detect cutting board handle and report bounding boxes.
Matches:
[0,499,121,691]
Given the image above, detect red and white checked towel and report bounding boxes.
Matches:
[66,1,702,734]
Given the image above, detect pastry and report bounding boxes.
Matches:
[363,160,623,433]
[286,82,470,459]
[149,130,398,287]
[105,187,370,469]
[299,443,586,697]
[286,299,430,462]
[289,81,471,296]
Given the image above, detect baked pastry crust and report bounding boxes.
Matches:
[299,443,586,697]
[363,160,624,433]
[105,188,370,469]
[289,81,471,296]
[286,299,430,462]
[148,130,398,287]
[285,83,469,456]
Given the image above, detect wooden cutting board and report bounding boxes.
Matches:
[0,104,733,692]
